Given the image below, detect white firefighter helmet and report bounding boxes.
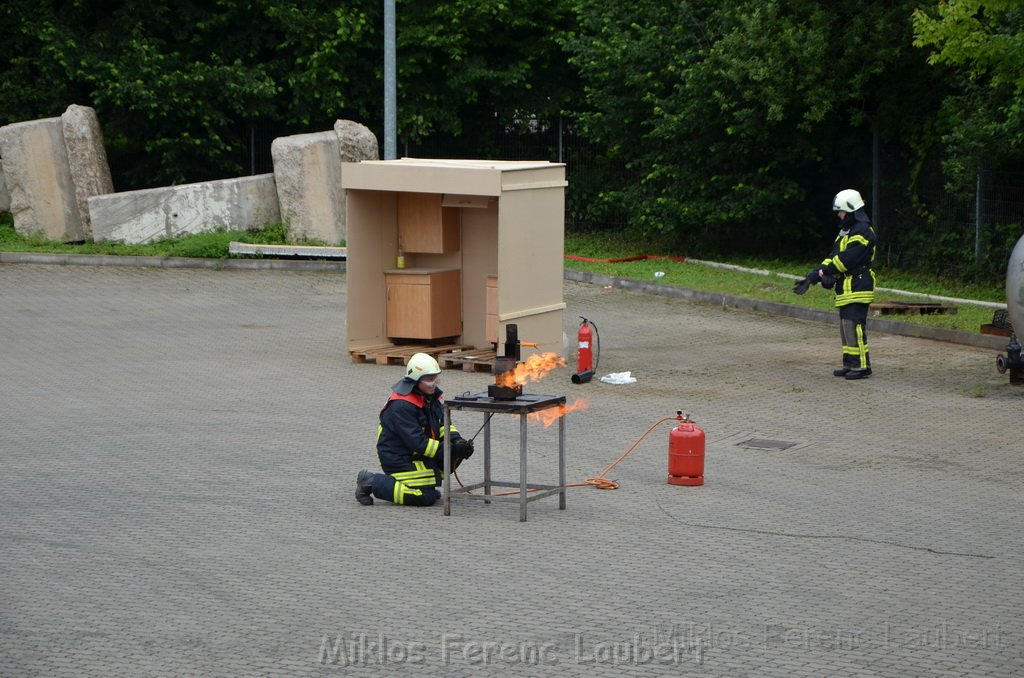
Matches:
[833,189,865,212]
[405,352,441,381]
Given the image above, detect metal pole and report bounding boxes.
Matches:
[443,404,451,515]
[384,0,397,160]
[558,115,563,164]
[872,126,880,233]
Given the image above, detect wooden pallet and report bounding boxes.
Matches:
[349,342,473,366]
[440,348,497,372]
[872,301,957,316]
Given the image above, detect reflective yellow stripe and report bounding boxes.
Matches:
[837,292,875,304]
[406,477,437,487]
[394,481,423,505]
[423,438,440,459]
[390,468,435,481]
[855,325,869,368]
[846,235,870,247]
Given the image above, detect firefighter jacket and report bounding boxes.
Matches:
[819,210,876,307]
[376,386,463,474]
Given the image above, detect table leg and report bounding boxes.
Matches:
[443,406,451,516]
[559,412,566,510]
[520,413,528,522]
[484,415,492,504]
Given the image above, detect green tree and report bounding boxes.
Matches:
[0,1,577,188]
[912,0,1024,188]
[565,0,947,255]
[395,1,578,150]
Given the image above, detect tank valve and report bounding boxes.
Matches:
[996,336,1024,385]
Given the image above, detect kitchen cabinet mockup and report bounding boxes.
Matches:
[343,158,567,359]
[385,269,461,340]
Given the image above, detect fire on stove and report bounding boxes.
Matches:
[488,323,567,399]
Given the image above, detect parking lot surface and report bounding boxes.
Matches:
[2,263,1022,676]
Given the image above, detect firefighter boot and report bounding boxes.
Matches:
[845,353,872,380]
[355,470,375,506]
[833,358,854,377]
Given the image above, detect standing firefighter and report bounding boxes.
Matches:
[793,189,876,379]
[355,353,474,506]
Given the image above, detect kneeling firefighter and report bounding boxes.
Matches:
[355,353,474,506]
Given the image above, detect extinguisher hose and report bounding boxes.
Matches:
[589,319,601,375]
[453,415,679,493]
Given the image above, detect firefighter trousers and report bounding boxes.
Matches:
[839,302,871,370]
[369,460,442,507]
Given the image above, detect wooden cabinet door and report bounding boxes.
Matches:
[398,192,460,253]
[485,276,498,343]
[386,271,461,339]
[386,281,431,339]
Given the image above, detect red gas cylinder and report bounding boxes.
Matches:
[668,415,705,486]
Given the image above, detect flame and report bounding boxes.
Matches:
[496,352,567,387]
[528,398,589,427]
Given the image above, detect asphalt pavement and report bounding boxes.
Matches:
[2,262,1022,677]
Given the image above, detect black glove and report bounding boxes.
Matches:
[792,269,820,295]
[820,273,835,289]
[792,274,813,295]
[453,438,474,459]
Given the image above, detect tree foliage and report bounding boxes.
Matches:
[565,0,949,255]
[913,0,1024,189]
[0,0,1021,272]
[0,1,576,188]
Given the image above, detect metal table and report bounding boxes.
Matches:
[443,392,567,522]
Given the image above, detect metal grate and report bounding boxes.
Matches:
[737,439,797,451]
[992,309,1014,332]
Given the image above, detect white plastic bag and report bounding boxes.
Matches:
[600,371,637,385]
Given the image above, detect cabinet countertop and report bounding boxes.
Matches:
[384,267,460,275]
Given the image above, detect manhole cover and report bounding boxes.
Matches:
[737,438,796,451]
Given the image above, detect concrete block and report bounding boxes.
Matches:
[0,164,9,213]
[334,119,379,164]
[61,104,115,240]
[88,174,280,243]
[0,117,85,242]
[271,131,345,244]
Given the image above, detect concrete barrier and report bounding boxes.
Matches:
[88,174,280,243]
[0,165,9,213]
[0,117,84,242]
[61,104,115,239]
[272,120,378,245]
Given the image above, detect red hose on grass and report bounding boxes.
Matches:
[564,254,687,263]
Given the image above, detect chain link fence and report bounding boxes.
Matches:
[241,118,1023,269]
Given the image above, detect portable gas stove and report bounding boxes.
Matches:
[444,324,568,521]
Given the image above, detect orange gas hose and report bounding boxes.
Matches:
[453,415,679,495]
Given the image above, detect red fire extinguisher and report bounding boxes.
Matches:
[668,412,705,486]
[572,316,598,384]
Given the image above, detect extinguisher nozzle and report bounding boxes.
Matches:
[571,370,595,384]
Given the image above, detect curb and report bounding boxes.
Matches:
[2,252,1006,351]
[0,251,346,272]
[565,269,1008,351]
